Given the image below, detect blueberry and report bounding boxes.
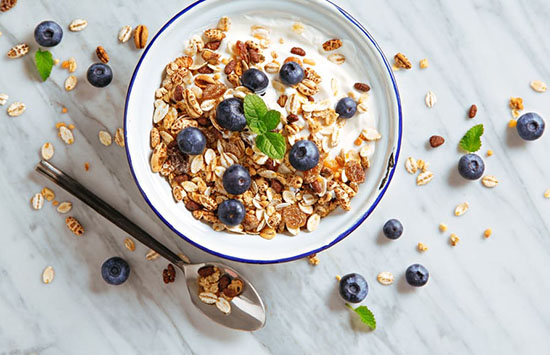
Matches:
[101,257,130,285]
[517,112,545,141]
[177,127,206,155]
[405,264,429,287]
[241,68,269,94]
[383,219,403,240]
[279,61,304,86]
[34,21,63,47]
[335,97,357,119]
[339,273,368,303]
[216,98,246,131]
[289,140,319,171]
[223,164,251,195]
[87,63,113,88]
[217,199,246,226]
[458,153,485,180]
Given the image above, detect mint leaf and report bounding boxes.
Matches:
[244,94,268,133]
[256,132,286,159]
[459,124,484,153]
[35,49,54,81]
[346,304,376,330]
[263,110,281,131]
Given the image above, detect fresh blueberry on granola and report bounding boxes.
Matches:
[101,257,130,285]
[279,61,304,86]
[458,153,485,180]
[217,199,246,226]
[339,273,368,303]
[241,68,269,94]
[177,127,206,155]
[34,20,63,47]
[289,140,319,171]
[516,112,545,141]
[216,98,246,131]
[405,264,429,287]
[222,164,251,195]
[335,97,357,119]
[87,63,113,88]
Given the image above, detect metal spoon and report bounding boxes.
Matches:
[35,160,266,331]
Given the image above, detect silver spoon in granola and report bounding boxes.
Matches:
[35,160,266,331]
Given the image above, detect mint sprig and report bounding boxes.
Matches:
[346,303,376,330]
[459,124,484,153]
[35,49,54,81]
[243,94,286,159]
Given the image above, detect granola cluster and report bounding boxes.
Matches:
[149,16,381,237]
[197,265,243,314]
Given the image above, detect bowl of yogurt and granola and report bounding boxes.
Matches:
[124,0,402,263]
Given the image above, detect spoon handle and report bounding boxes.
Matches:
[36,160,185,268]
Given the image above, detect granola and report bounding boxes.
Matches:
[148,16,381,238]
[197,265,243,313]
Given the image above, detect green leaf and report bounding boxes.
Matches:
[244,94,268,133]
[256,132,286,160]
[459,124,484,153]
[346,304,376,330]
[34,49,54,81]
[263,110,281,132]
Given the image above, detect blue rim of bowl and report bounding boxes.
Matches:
[124,0,403,264]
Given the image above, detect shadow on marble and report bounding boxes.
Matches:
[375,228,392,246]
[446,164,470,188]
[396,273,415,294]
[505,125,526,148]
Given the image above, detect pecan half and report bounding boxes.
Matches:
[96,46,109,63]
[204,40,221,50]
[0,0,17,12]
[394,52,412,69]
[291,47,306,56]
[468,104,478,118]
[354,82,371,92]
[224,59,236,75]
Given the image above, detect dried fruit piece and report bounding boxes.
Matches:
[69,19,88,31]
[64,75,77,91]
[454,202,469,216]
[134,25,148,49]
[163,264,176,284]
[419,58,429,69]
[429,135,445,148]
[42,266,55,284]
[31,193,44,210]
[425,90,437,108]
[124,238,135,251]
[530,80,547,93]
[98,130,112,146]
[7,102,25,117]
[481,175,498,188]
[354,83,370,92]
[41,142,54,160]
[118,25,132,43]
[322,39,342,51]
[96,46,109,63]
[394,52,412,69]
[7,43,29,59]
[291,47,306,56]
[57,202,72,213]
[282,205,307,229]
[377,271,394,285]
[65,216,84,236]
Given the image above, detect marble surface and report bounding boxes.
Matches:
[1,0,550,354]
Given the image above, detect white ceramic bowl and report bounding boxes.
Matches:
[124,0,402,263]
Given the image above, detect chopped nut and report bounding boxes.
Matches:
[419,58,429,69]
[69,19,88,32]
[454,202,469,216]
[530,80,547,93]
[118,25,132,43]
[484,228,492,238]
[429,135,445,148]
[134,25,148,49]
[417,242,428,252]
[41,187,55,201]
[487,149,494,157]
[353,82,371,92]
[124,238,135,251]
[509,97,524,111]
[450,233,460,246]
[425,90,437,108]
[96,46,109,63]
[322,39,342,51]
[439,223,448,232]
[394,52,412,69]
[42,266,55,284]
[468,104,478,118]
[481,175,498,188]
[377,272,394,285]
[508,119,517,128]
[307,254,320,265]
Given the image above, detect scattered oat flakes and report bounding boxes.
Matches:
[57,202,72,214]
[69,19,88,32]
[62,57,77,73]
[114,128,125,147]
[65,216,84,236]
[417,242,428,252]
[450,233,460,246]
[145,249,159,260]
[405,157,418,174]
[394,52,412,69]
[508,119,517,128]
[327,53,345,65]
[64,76,77,91]
[41,142,54,160]
[118,25,132,43]
[199,292,218,304]
[530,80,547,93]
[31,193,44,210]
[454,202,469,216]
[7,102,25,117]
[439,223,448,232]
[307,254,320,266]
[377,271,394,285]
[425,90,437,108]
[416,171,434,186]
[484,228,492,238]
[98,130,112,146]
[58,126,74,144]
[419,58,429,69]
[0,93,8,105]
[42,266,55,284]
[291,22,305,34]
[41,187,55,201]
[177,253,191,264]
[124,238,135,252]
[7,43,29,58]
[481,175,498,188]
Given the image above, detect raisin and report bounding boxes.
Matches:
[198,265,215,277]
[218,274,232,290]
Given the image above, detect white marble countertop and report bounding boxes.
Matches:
[1,0,550,354]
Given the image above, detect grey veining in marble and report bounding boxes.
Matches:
[1,0,550,354]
